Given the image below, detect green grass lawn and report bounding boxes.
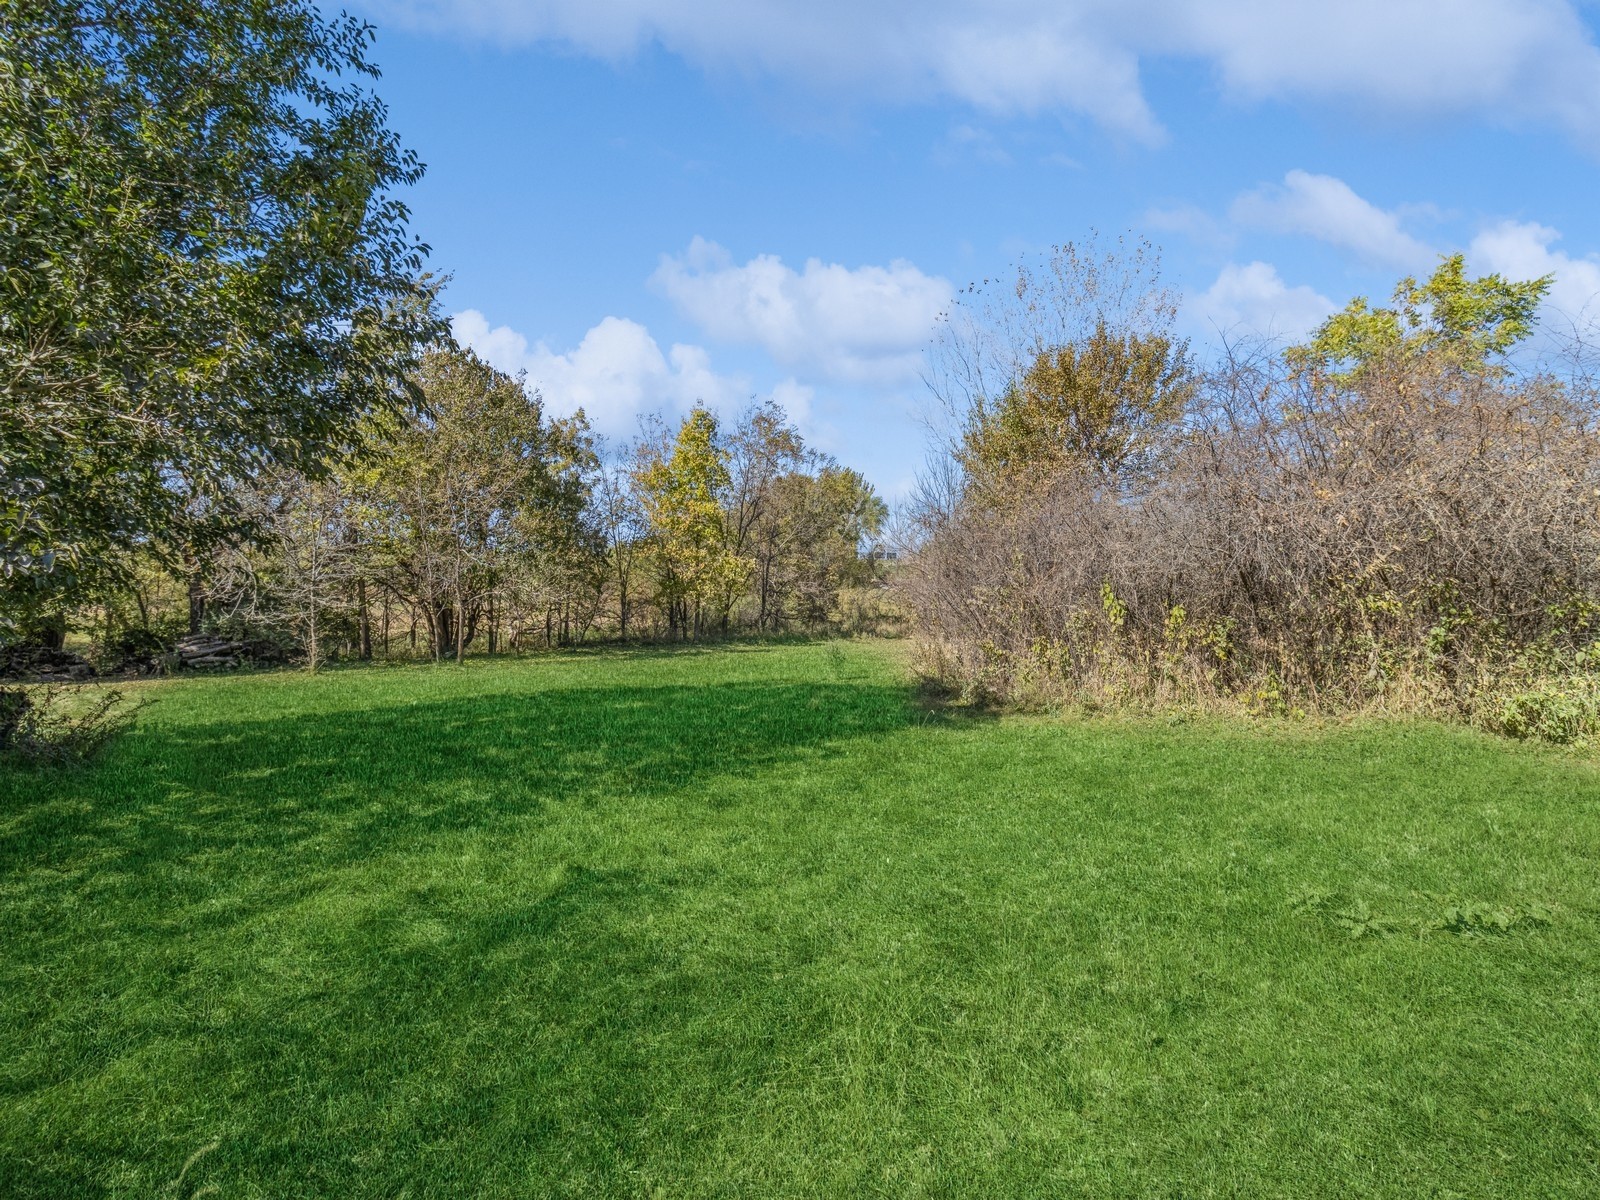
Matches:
[2,641,1598,1198]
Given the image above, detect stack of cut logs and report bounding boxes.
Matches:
[0,636,291,680]
[171,635,290,670]
[173,634,251,670]
[0,646,96,682]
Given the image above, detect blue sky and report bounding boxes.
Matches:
[353,0,1600,497]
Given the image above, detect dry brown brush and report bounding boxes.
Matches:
[902,353,1600,740]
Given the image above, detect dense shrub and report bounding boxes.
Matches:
[904,356,1600,727]
[1480,675,1600,744]
[0,685,142,765]
[902,252,1600,740]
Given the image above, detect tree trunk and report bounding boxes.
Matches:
[357,577,372,660]
[455,590,466,664]
[186,556,206,635]
[432,604,452,661]
[305,524,320,671]
[759,555,773,631]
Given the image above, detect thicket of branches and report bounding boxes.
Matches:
[903,242,1600,741]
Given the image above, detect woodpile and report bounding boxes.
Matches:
[1,635,292,682]
[0,646,96,682]
[172,634,290,670]
[173,634,249,670]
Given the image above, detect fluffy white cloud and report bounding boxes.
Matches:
[451,309,745,436]
[1154,0,1600,143]
[370,1,1163,140]
[366,0,1600,146]
[1188,261,1337,342]
[1469,220,1600,332]
[1186,215,1600,347]
[650,237,951,385]
[1181,208,1600,345]
[1231,170,1433,270]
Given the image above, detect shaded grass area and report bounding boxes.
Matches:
[2,641,1598,1197]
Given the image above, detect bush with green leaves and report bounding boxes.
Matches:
[1480,675,1600,745]
[0,685,142,765]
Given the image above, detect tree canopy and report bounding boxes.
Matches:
[958,325,1194,490]
[1291,254,1551,378]
[636,408,745,638]
[936,236,1194,497]
[0,0,443,606]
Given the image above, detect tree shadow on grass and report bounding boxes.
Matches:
[0,849,862,1197]
[1,679,913,878]
[204,858,819,1195]
[0,674,949,1196]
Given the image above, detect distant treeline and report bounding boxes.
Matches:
[22,348,892,669]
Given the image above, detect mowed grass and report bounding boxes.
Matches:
[2,642,1598,1198]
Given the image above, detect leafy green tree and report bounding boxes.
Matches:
[931,236,1193,499]
[635,408,746,638]
[720,401,805,628]
[755,465,887,627]
[512,414,605,651]
[593,454,646,640]
[368,348,595,662]
[1291,254,1551,378]
[0,0,442,611]
[958,325,1194,491]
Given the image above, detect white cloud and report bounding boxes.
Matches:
[366,0,1600,147]
[1231,170,1433,270]
[451,309,745,436]
[1188,262,1337,342]
[1179,212,1600,346]
[650,237,952,385]
[1155,1,1600,127]
[1468,220,1600,332]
